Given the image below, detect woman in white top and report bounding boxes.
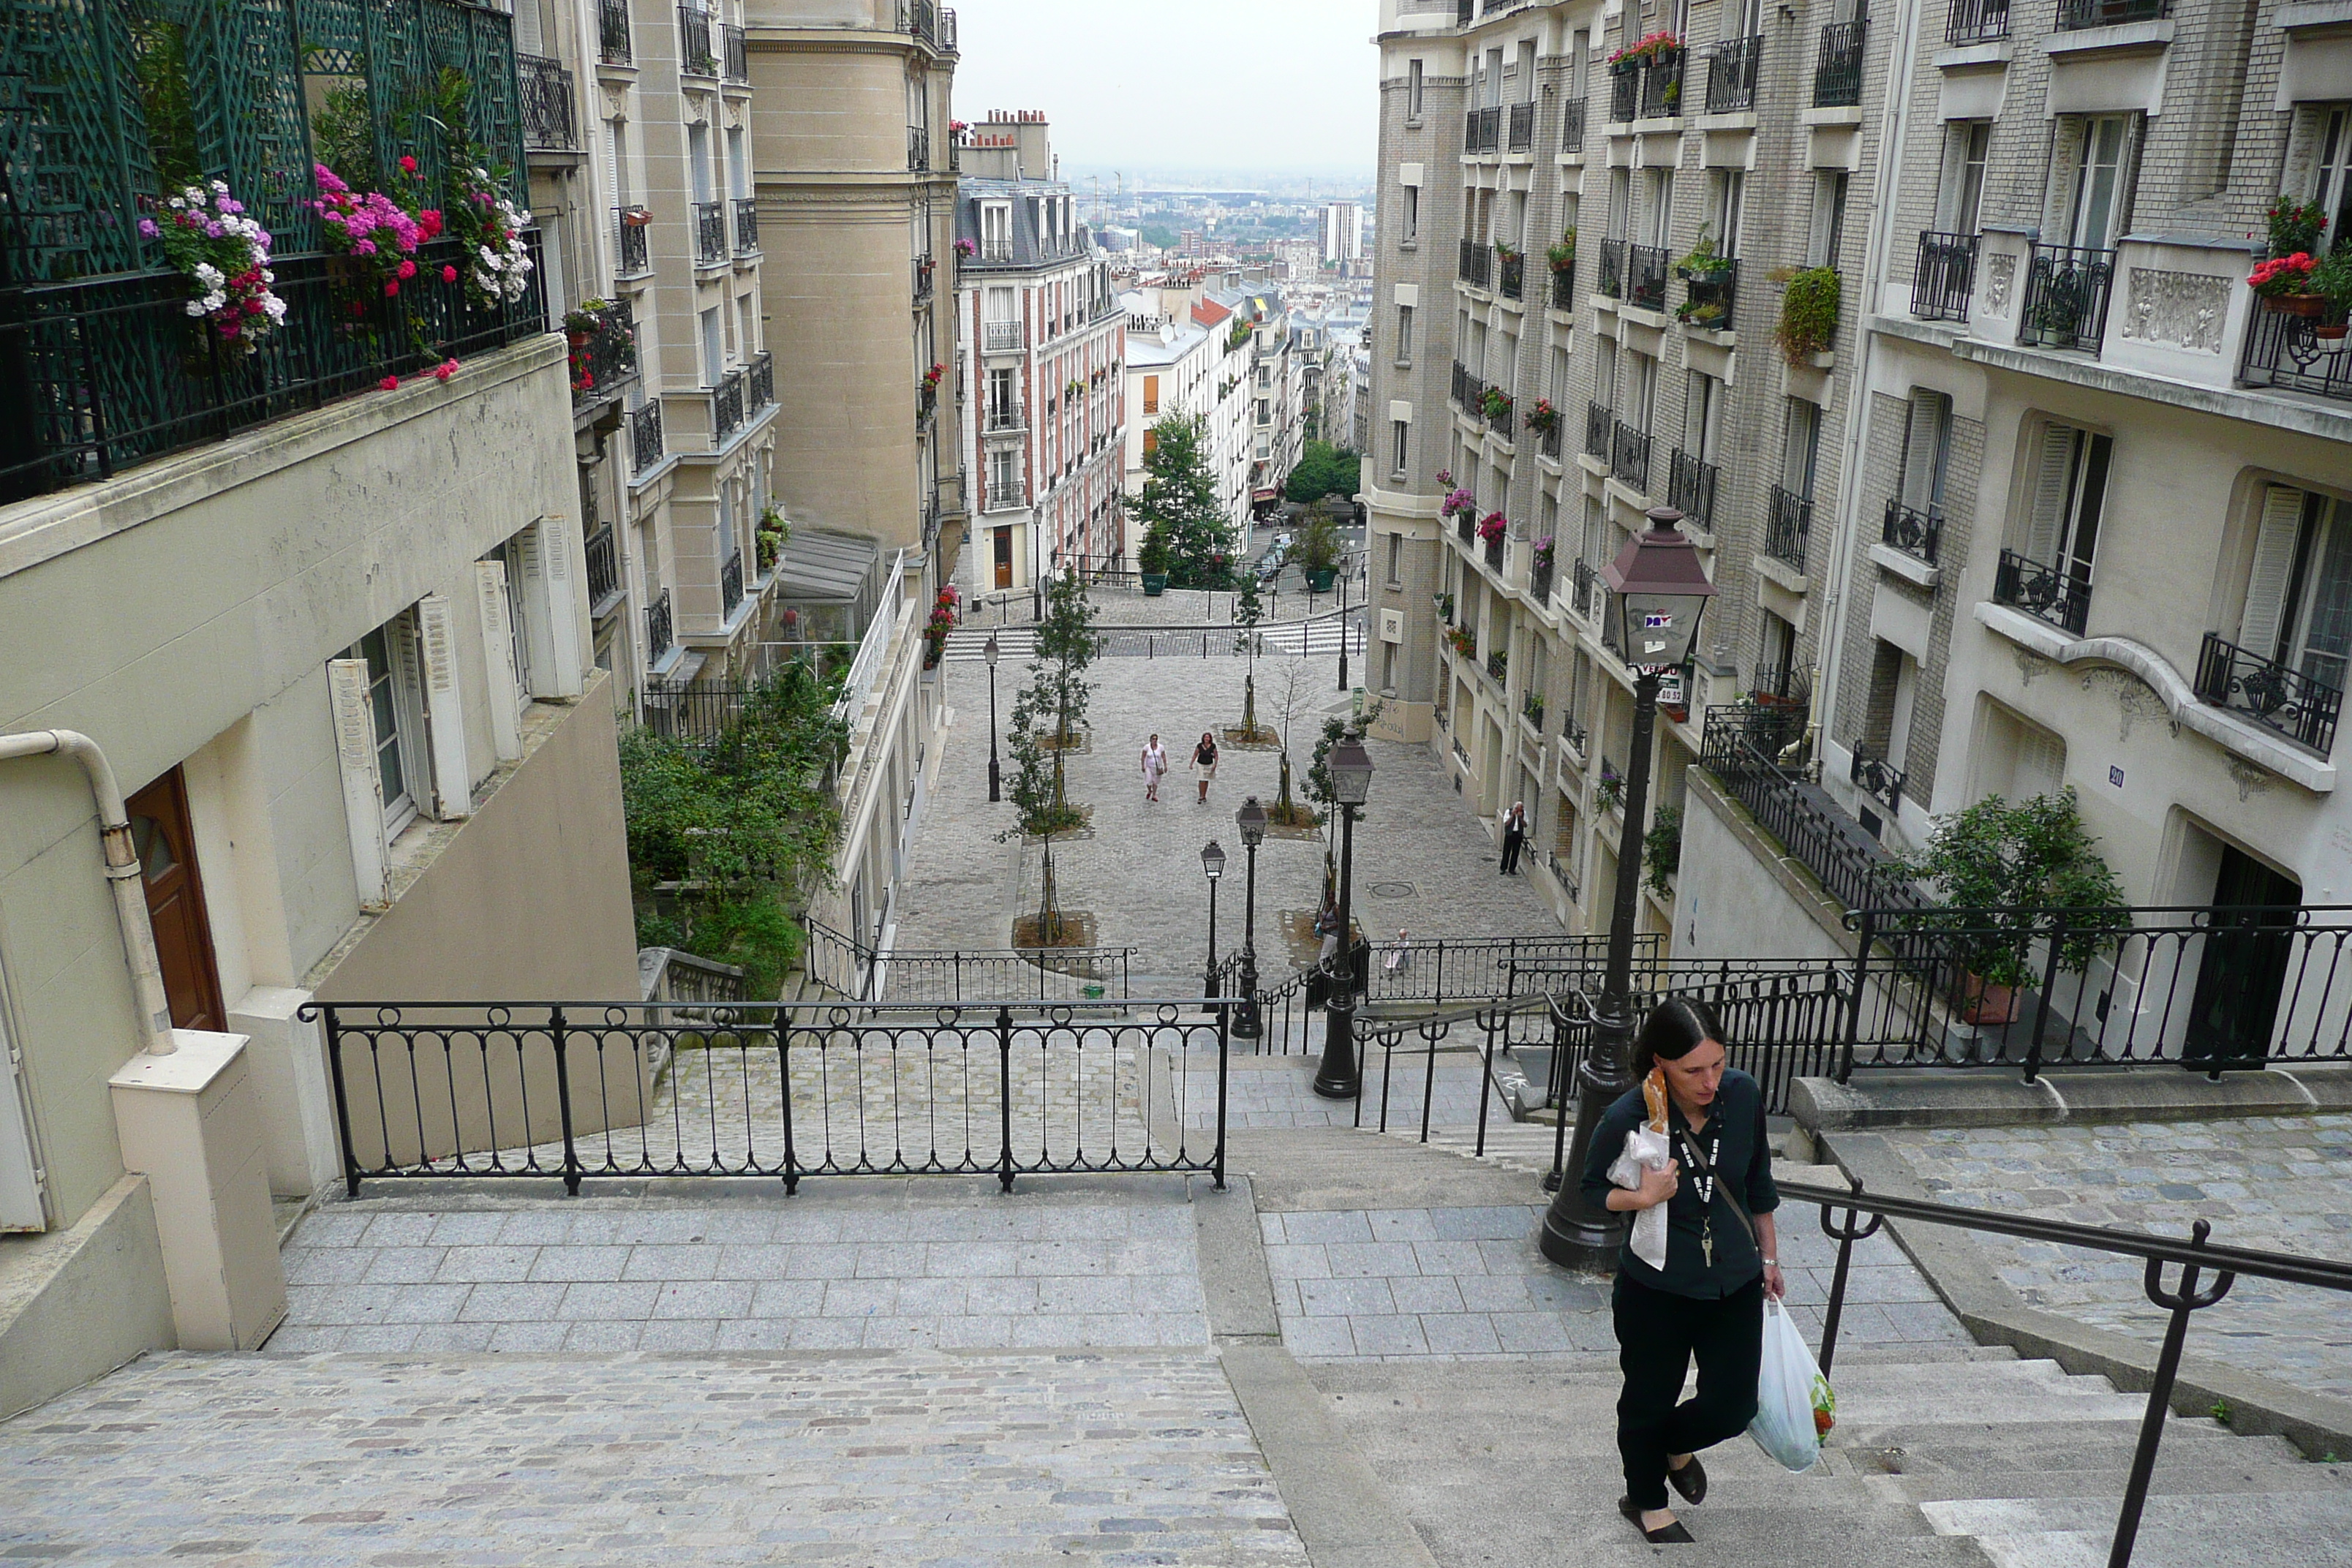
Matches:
[1140,734,1169,802]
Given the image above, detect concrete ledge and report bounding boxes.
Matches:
[1793,1064,2342,1131]
[0,1175,176,1421]
[1821,1131,2352,1460]
[1792,1071,2063,1131]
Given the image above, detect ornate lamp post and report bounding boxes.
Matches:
[1539,507,1717,1269]
[1200,840,1226,1012]
[1312,739,1374,1098]
[984,631,1002,803]
[1234,796,1267,1040]
[1336,549,1351,692]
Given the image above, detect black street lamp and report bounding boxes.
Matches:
[1312,739,1375,1098]
[984,631,1002,803]
[1336,549,1351,692]
[1200,840,1226,1013]
[1234,797,1267,1040]
[1539,507,1717,1270]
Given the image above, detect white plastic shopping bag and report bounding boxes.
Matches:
[1605,1125,1674,1271]
[1749,1298,1834,1473]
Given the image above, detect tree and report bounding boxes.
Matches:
[1030,568,1101,747]
[1133,413,1237,589]
[1284,440,1362,505]
[1232,573,1272,741]
[1265,660,1320,827]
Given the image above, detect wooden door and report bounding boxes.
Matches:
[993,527,1013,589]
[127,767,226,1033]
[2185,848,2300,1072]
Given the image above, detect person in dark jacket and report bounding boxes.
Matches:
[1499,801,1527,874]
[1579,997,1784,1545]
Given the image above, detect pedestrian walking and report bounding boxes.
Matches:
[1499,801,1528,875]
[1580,998,1784,1545]
[1140,734,1168,803]
[1192,730,1220,804]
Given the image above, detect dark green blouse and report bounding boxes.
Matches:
[1578,1068,1779,1300]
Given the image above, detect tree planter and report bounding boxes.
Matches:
[1305,567,1337,592]
[1141,573,1169,595]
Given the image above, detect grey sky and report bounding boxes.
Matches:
[946,0,1379,184]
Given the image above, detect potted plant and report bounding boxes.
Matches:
[1676,230,1732,328]
[1548,230,1577,273]
[1297,514,1341,591]
[2268,197,2329,260]
[2316,248,2352,342]
[1477,511,1507,546]
[1434,590,1456,624]
[1772,265,1840,366]
[1595,763,1625,815]
[1446,624,1477,657]
[1479,385,1513,422]
[1643,804,1683,897]
[755,505,790,573]
[2251,251,2326,317]
[1607,29,1682,67]
[1139,527,1173,595]
[1523,397,1561,435]
[1895,787,2127,1025]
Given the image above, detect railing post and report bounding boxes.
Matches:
[2111,1220,2236,1568]
[1839,910,1874,1083]
[777,1010,799,1194]
[2026,910,2068,1083]
[321,1005,363,1198]
[548,1004,581,1196]
[996,1004,1016,1193]
[1817,1177,1884,1377]
[1213,1003,1230,1189]
[1475,1005,1500,1157]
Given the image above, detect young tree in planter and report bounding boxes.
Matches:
[1232,571,1271,741]
[1031,568,1102,748]
[1265,659,1319,826]
[1131,412,1236,588]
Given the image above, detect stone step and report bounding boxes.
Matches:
[1921,1491,2352,1568]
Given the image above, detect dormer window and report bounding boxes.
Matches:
[981,202,1011,260]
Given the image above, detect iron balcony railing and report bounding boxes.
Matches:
[982,475,1028,510]
[517,54,577,150]
[1912,230,1978,321]
[1678,257,1736,328]
[599,0,633,62]
[986,400,1026,432]
[615,207,652,274]
[1995,546,2092,634]
[1550,263,1575,307]
[1751,664,1810,708]
[1458,237,1493,287]
[1507,101,1536,151]
[1561,97,1587,151]
[1639,50,1685,118]
[2057,0,2169,25]
[1813,20,1866,108]
[2240,298,2352,402]
[721,20,747,81]
[1946,0,2010,40]
[1610,421,1651,490]
[1572,558,1598,620]
[1707,35,1761,111]
[568,298,636,406]
[630,398,664,474]
[1452,360,1486,412]
[693,200,727,265]
[1487,391,1515,434]
[1608,62,1640,122]
[1596,237,1624,299]
[1466,105,1503,153]
[2020,243,2115,353]
[1627,242,1670,311]
[1485,535,1507,576]
[678,4,715,74]
[585,523,621,609]
[1669,448,1718,529]
[1584,399,1613,459]
[1850,742,1906,816]
[734,197,760,254]
[1765,484,1812,569]
[712,369,746,443]
[721,548,745,618]
[2195,633,2343,755]
[1530,550,1554,603]
[1540,421,1562,459]
[647,587,674,662]
[984,320,1025,352]
[1882,497,1943,565]
[911,255,934,303]
[750,350,773,410]
[908,126,930,170]
[1701,709,1922,916]
[1498,249,1525,300]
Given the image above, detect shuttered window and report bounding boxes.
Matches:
[2022,423,2110,584]
[2242,484,2352,696]
[1899,390,1950,513]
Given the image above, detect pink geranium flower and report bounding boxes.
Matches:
[380,375,400,391]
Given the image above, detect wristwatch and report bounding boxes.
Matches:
[1761,1257,1778,1267]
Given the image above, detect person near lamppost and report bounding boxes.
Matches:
[1312,737,1373,1099]
[1199,840,1225,1011]
[1539,506,1717,1263]
[984,632,1002,803]
[1232,797,1267,1040]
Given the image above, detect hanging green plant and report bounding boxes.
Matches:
[1773,265,1841,366]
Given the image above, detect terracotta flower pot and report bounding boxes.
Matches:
[2318,323,2350,342]
[1956,971,2021,1026]
[2264,292,2327,317]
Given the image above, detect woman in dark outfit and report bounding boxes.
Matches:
[1578,998,1784,1545]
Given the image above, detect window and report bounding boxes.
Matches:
[1899,390,1952,513]
[341,613,433,836]
[981,202,1011,259]
[1403,184,1420,243]
[489,539,534,710]
[1397,304,1414,362]
[1607,169,1630,239]
[1808,172,1848,268]
[1937,121,1991,235]
[1685,372,1719,462]
[701,306,722,381]
[1391,417,1409,475]
[1628,351,1656,431]
[2313,107,2352,251]
[1643,168,1675,248]
[989,446,1018,495]
[687,124,712,204]
[1387,529,1403,584]
[2239,486,2352,695]
[1783,399,1820,499]
[1708,170,1744,255]
[1409,58,1425,120]
[2021,423,2111,589]
[1143,374,1159,415]
[988,366,1016,423]
[739,295,756,360]
[727,127,748,198]
[2068,116,2133,251]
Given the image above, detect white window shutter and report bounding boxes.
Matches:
[1900,391,1948,512]
[2017,725,2067,802]
[2239,485,2309,662]
[328,658,391,910]
[538,521,587,697]
[2043,118,2089,242]
[475,560,524,762]
[1934,124,1970,232]
[415,595,474,818]
[2022,425,2078,565]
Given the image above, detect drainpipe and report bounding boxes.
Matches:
[0,731,176,1056]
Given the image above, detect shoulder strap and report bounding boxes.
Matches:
[1678,1128,1759,1251]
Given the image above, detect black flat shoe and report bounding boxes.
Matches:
[1667,1453,1708,1505]
[1618,1497,1695,1544]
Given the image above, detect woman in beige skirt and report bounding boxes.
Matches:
[1191,731,1220,803]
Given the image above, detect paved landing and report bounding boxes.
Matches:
[0,1349,1304,1567]
[1188,1052,1512,1131]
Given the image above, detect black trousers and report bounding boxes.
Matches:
[1499,834,1524,872]
[1613,1273,1764,1509]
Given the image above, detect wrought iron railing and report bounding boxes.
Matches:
[1882,497,1943,564]
[616,208,652,274]
[568,298,636,406]
[984,320,1025,352]
[1751,664,1810,709]
[630,398,665,474]
[2195,632,2343,755]
[1550,261,1575,307]
[1596,237,1624,299]
[2057,0,2169,26]
[1701,709,1923,916]
[1485,535,1506,575]
[1451,360,1481,410]
[734,197,760,253]
[712,368,746,443]
[1627,242,1670,311]
[1584,399,1613,459]
[586,523,621,608]
[1850,742,1905,815]
[1466,105,1503,153]
[600,0,633,61]
[908,125,930,170]
[1507,101,1536,151]
[2019,242,2115,353]
[518,53,578,150]
[1499,249,1525,300]
[1765,484,1812,569]
[647,586,674,662]
[750,350,774,410]
[912,255,934,303]
[1487,391,1515,434]
[1572,558,1598,621]
[677,3,715,73]
[693,200,727,264]
[1458,237,1492,287]
[1678,257,1736,328]
[1540,421,1562,459]
[2238,301,2352,402]
[721,20,747,81]
[1912,230,1978,321]
[1994,546,2092,634]
[721,548,745,618]
[1813,19,1866,107]
[1707,35,1761,111]
[1610,61,1640,121]
[986,399,1025,432]
[805,919,1136,1004]
[1610,421,1651,491]
[1947,0,2010,39]
[1561,96,1588,151]
[1669,448,1718,529]
[1639,49,1685,117]
[1530,550,1554,603]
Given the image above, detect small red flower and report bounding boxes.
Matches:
[399,155,418,173]
[384,279,399,297]
[380,375,400,391]
[441,265,458,282]
[396,260,417,279]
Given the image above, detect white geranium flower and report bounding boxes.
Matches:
[184,299,206,317]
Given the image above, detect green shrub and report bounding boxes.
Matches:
[1774,266,1841,366]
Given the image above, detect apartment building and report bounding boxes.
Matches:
[1325,200,1368,265]
[1219,283,1308,516]
[1366,0,1894,938]
[0,0,634,1402]
[955,114,1129,589]
[1120,275,1259,561]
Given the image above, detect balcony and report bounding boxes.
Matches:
[1608,62,1640,123]
[1610,422,1652,491]
[916,381,938,430]
[1882,497,1943,565]
[1560,97,1587,151]
[647,588,674,664]
[1707,36,1760,112]
[599,0,633,63]
[2057,0,2169,26]
[722,548,745,619]
[2019,243,2115,353]
[1850,745,1907,823]
[586,523,622,610]
[984,320,1025,353]
[630,399,666,474]
[1466,105,1503,154]
[616,207,652,274]
[1457,0,1474,20]
[1912,230,1978,322]
[1813,20,1866,108]
[1703,708,1921,914]
[1452,360,1485,412]
[1639,50,1686,118]
[1752,665,1811,708]
[1596,238,1624,300]
[721,21,748,83]
[908,126,931,171]
[1458,237,1493,288]
[518,55,578,150]
[750,350,774,410]
[1584,400,1613,459]
[1668,448,1718,529]
[1486,390,1515,434]
[2195,633,2343,755]
[2241,301,2352,402]
[678,4,715,75]
[567,298,638,407]
[1994,547,2092,635]
[1678,257,1736,329]
[1507,101,1536,152]
[1627,243,1670,312]
[1540,421,1562,459]
[982,475,1028,512]
[712,369,747,444]
[1550,263,1575,308]
[986,402,1027,433]
[1486,533,1506,574]
[1946,0,2010,42]
[693,201,728,265]
[1765,486,1812,570]
[1499,249,1525,301]
[910,257,938,308]
[1572,558,1598,622]
[1531,549,1555,603]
